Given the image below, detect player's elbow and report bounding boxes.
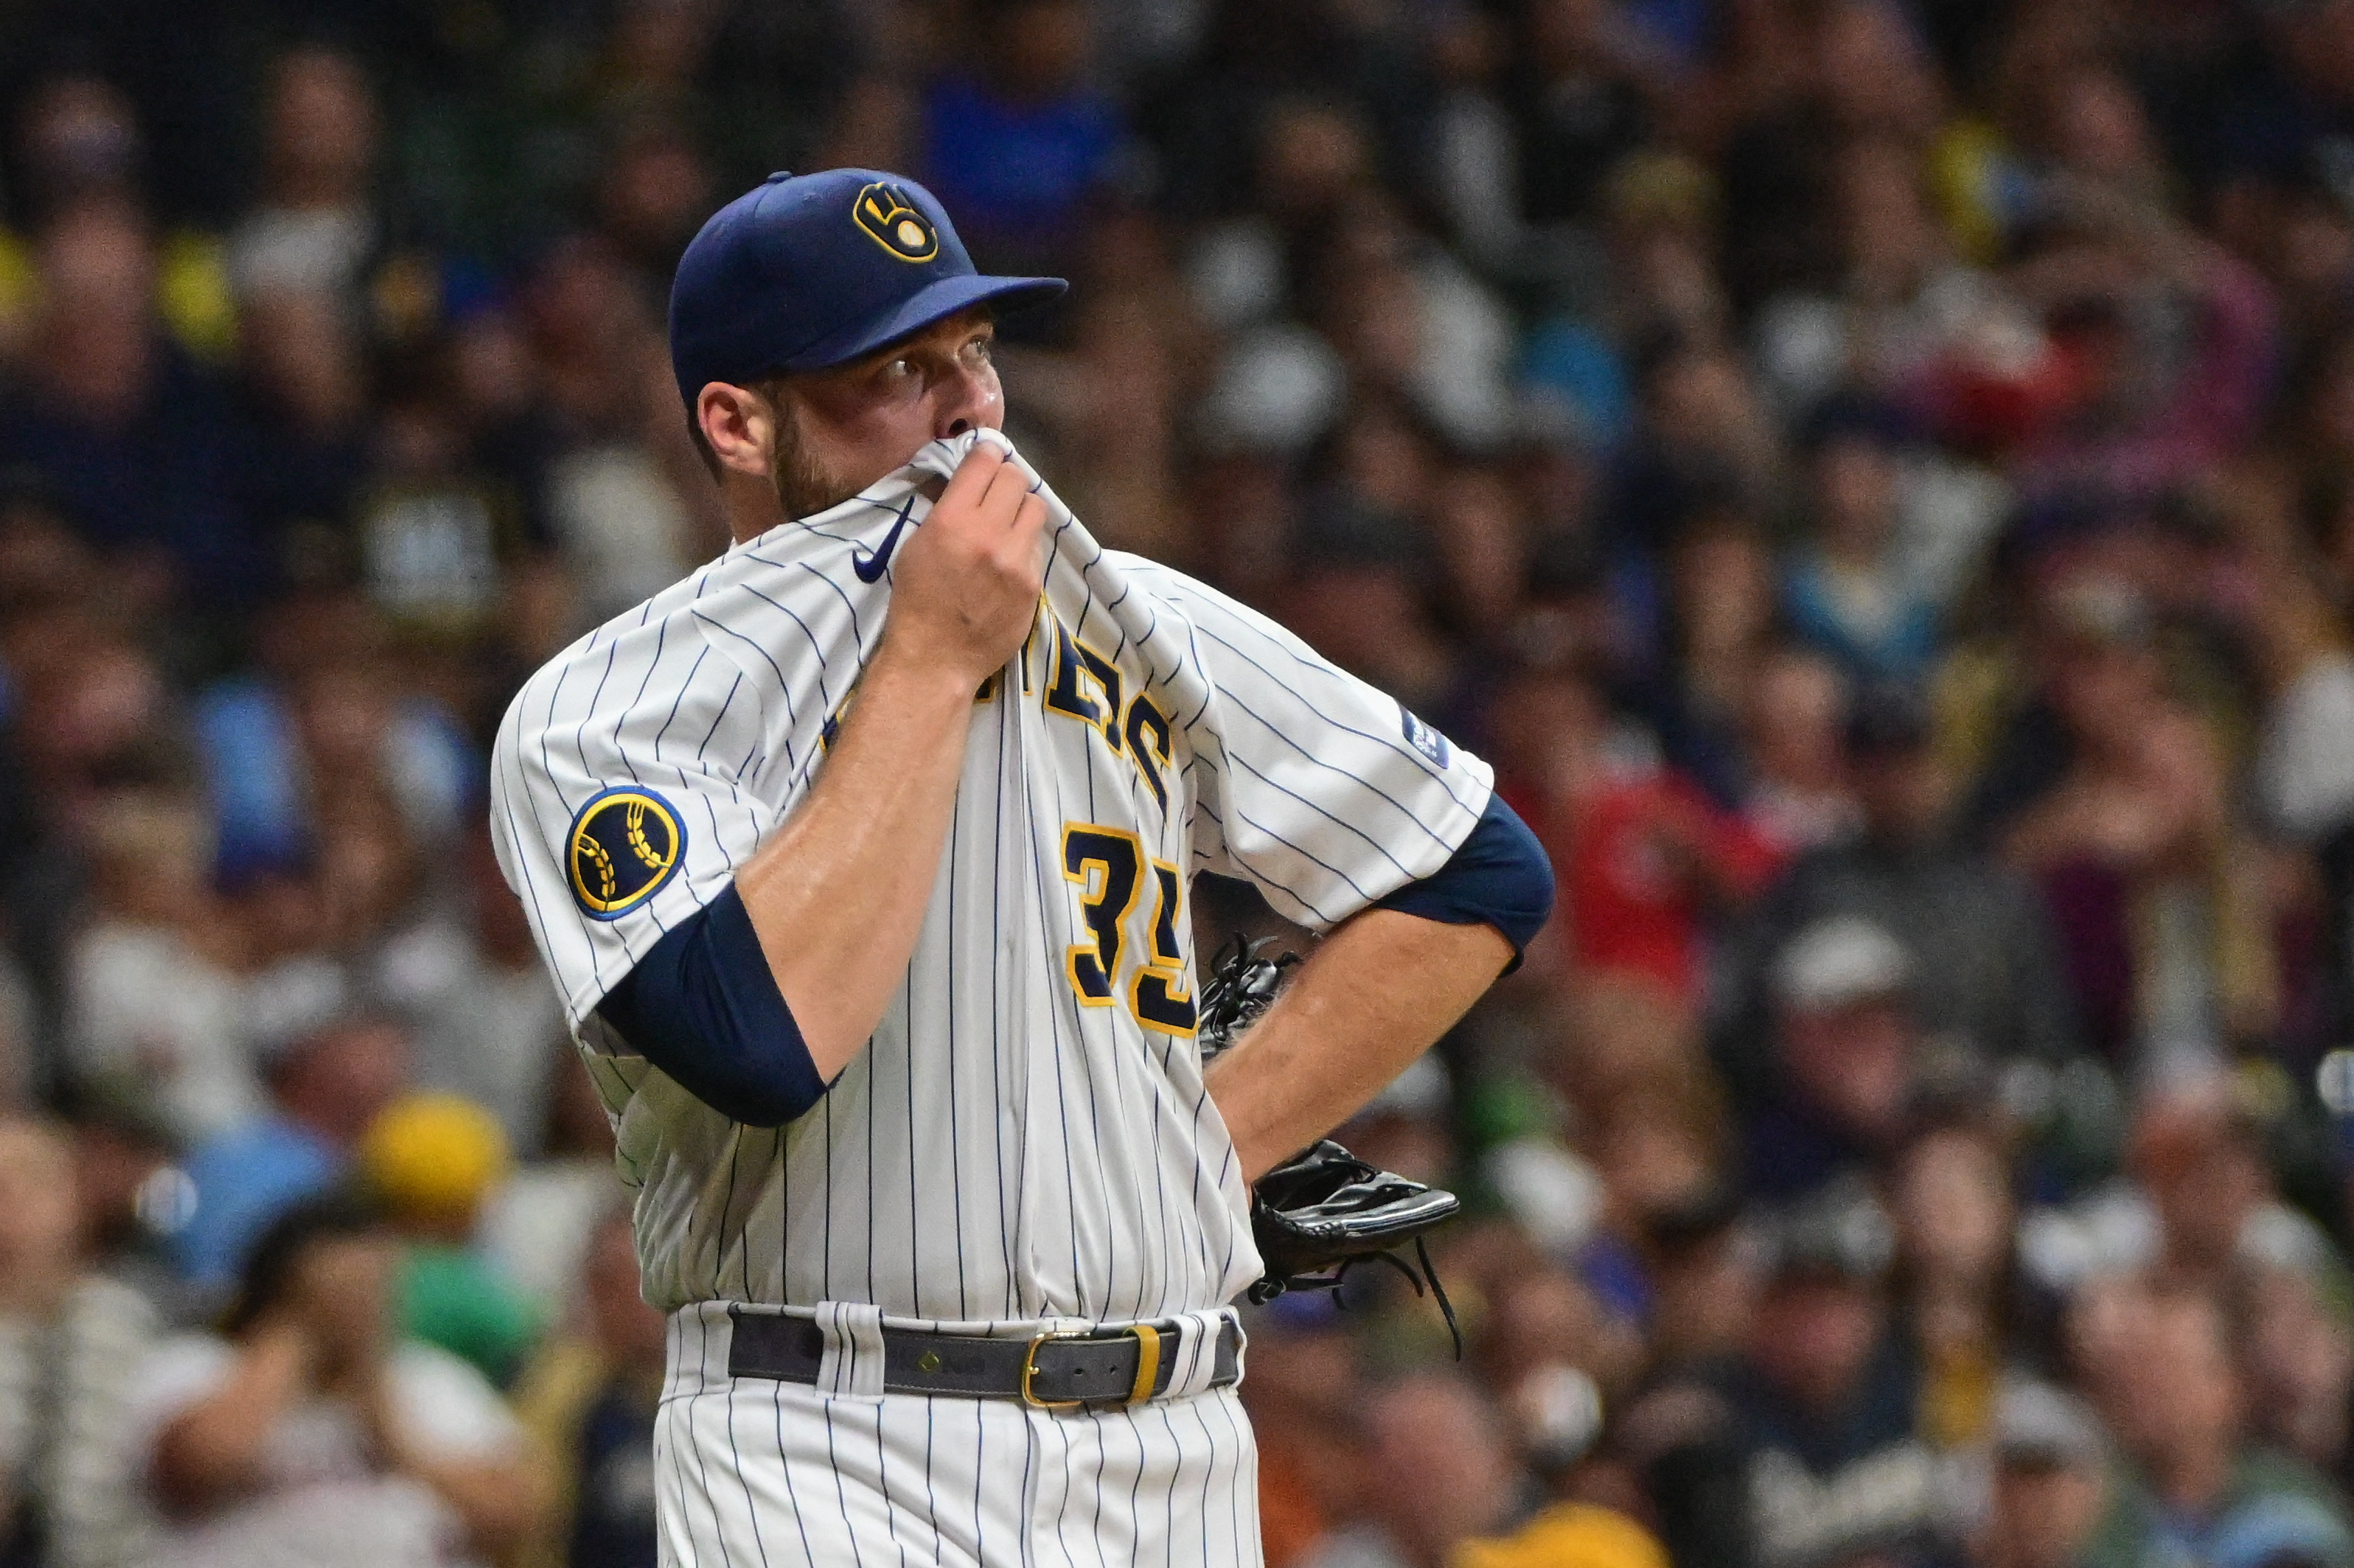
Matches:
[1486,796,1556,940]
[597,885,833,1128]
[1374,793,1555,970]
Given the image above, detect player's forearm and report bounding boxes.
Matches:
[1204,909,1510,1182]
[734,645,981,1078]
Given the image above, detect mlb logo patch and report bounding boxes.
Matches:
[1399,705,1451,767]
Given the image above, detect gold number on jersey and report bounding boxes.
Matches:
[1061,824,1141,1004]
[1059,821,1195,1035]
[1131,859,1197,1036]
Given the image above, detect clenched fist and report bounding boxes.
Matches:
[883,442,1048,687]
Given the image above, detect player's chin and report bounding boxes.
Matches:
[773,454,863,521]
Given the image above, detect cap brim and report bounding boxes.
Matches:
[784,273,1068,372]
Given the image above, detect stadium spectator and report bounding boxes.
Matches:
[1779,398,1974,689]
[371,821,571,1152]
[1736,913,1925,1198]
[0,199,269,616]
[1635,1180,1958,1568]
[476,1053,621,1324]
[511,1208,665,1568]
[1971,1380,2112,1568]
[357,1092,539,1388]
[1300,1372,1526,1568]
[227,48,381,307]
[63,787,257,1146]
[131,1194,549,1567]
[0,1114,161,1568]
[1716,681,2080,1096]
[2079,1279,2354,1566]
[169,1006,408,1299]
[919,0,1128,281]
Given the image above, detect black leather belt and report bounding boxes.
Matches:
[726,1309,1242,1408]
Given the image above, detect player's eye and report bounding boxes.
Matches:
[874,356,924,403]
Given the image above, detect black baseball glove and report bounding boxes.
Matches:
[1198,937,1463,1348]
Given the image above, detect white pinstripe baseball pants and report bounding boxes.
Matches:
[655,1303,1264,1568]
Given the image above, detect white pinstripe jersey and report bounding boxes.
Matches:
[490,428,1493,1323]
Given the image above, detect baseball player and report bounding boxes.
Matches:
[490,168,1553,1567]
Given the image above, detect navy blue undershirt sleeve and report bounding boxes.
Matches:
[596,882,828,1128]
[1375,792,1556,972]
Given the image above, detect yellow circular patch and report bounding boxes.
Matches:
[566,787,686,919]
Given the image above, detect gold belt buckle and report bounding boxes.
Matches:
[1019,1328,1089,1410]
[1018,1324,1166,1410]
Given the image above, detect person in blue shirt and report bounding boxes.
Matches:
[170,1008,410,1299]
[1779,400,1949,690]
[920,0,1127,280]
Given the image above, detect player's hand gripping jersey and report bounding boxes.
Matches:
[490,428,1494,1324]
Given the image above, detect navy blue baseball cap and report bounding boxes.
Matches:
[668,169,1065,411]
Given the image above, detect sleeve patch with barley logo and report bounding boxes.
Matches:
[565,786,686,919]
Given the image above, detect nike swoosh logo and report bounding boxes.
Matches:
[851,498,916,583]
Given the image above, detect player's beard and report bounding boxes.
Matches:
[768,398,859,520]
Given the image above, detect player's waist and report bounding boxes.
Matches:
[663,1299,1244,1408]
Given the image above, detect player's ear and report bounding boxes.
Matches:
[697,381,779,479]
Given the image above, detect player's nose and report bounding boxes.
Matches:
[933,362,1001,439]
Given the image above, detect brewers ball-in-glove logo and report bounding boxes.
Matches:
[853,182,939,262]
[566,787,686,919]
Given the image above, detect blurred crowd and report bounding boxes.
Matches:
[1,0,2354,1565]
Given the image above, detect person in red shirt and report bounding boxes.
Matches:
[1491,658,1780,1002]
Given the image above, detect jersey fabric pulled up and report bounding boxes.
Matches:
[490,428,1494,1326]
